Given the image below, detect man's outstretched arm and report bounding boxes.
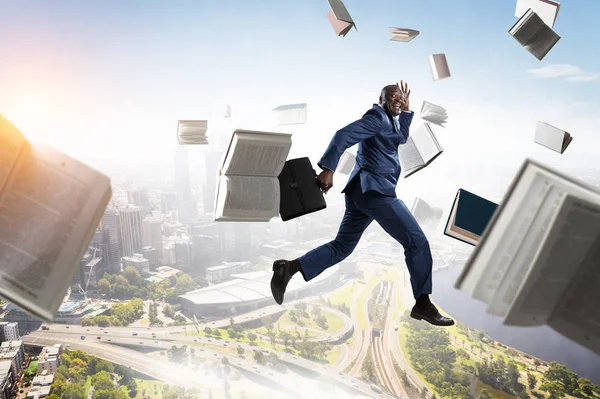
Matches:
[317,111,384,171]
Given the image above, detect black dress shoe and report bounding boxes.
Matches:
[410,303,455,327]
[271,260,294,305]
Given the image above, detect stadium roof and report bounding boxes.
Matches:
[180,264,340,305]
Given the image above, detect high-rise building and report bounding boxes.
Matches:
[161,191,178,213]
[122,254,150,276]
[142,216,163,252]
[202,150,224,214]
[174,237,191,271]
[128,189,151,216]
[117,205,143,258]
[174,146,198,224]
[0,323,19,342]
[101,208,121,273]
[141,246,159,271]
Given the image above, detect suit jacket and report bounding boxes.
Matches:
[317,104,414,197]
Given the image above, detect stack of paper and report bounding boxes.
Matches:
[389,27,419,42]
[534,121,572,154]
[273,103,307,126]
[515,0,560,28]
[337,150,356,175]
[177,120,209,145]
[420,101,448,127]
[509,8,560,60]
[327,0,356,37]
[429,53,451,80]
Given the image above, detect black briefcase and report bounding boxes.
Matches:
[278,157,327,221]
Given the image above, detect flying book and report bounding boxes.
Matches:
[411,197,443,232]
[389,27,419,42]
[272,103,307,126]
[327,0,356,37]
[0,114,111,322]
[509,9,560,61]
[455,159,600,355]
[224,104,232,119]
[214,129,292,222]
[337,150,356,175]
[534,121,572,154]
[444,189,499,246]
[177,120,209,145]
[429,53,451,80]
[278,157,327,222]
[515,0,560,28]
[398,123,444,178]
[420,101,448,127]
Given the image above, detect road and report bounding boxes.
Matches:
[349,281,374,377]
[381,280,410,398]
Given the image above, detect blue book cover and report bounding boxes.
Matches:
[455,189,498,236]
[445,189,498,245]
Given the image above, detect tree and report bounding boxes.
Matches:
[96,360,115,374]
[534,359,541,370]
[254,350,265,364]
[204,327,213,335]
[91,371,115,391]
[47,395,61,399]
[126,379,138,398]
[63,383,86,399]
[98,278,111,296]
[540,380,566,399]
[237,347,245,356]
[527,372,537,390]
[116,365,133,385]
[163,303,175,319]
[578,378,593,396]
[543,362,578,395]
[124,266,141,285]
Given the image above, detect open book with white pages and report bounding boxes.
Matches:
[398,123,444,178]
[214,129,292,222]
[456,159,600,355]
[0,114,111,322]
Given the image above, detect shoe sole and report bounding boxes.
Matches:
[271,261,286,305]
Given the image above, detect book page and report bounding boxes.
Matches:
[0,144,111,321]
[503,195,600,327]
[470,173,553,303]
[398,136,424,171]
[215,175,279,222]
[487,186,566,319]
[412,124,441,163]
[548,209,600,355]
[221,130,292,177]
[0,115,27,193]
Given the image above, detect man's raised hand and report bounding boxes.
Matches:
[397,80,411,111]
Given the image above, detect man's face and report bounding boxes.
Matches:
[382,88,403,116]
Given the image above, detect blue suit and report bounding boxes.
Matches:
[296,104,433,299]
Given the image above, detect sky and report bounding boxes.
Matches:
[1,0,599,205]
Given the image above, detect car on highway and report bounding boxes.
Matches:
[97,337,101,340]
[370,384,383,394]
[132,332,138,336]
[81,336,86,340]
[139,342,143,344]
[107,339,111,342]
[104,331,108,334]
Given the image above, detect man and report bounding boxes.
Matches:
[270,81,454,327]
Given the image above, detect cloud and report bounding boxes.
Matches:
[526,64,599,82]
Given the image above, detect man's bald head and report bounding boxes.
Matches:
[379,84,403,116]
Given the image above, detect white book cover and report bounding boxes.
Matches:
[272,103,307,126]
[337,150,356,175]
[429,53,451,80]
[534,121,572,154]
[177,120,209,145]
[515,0,560,28]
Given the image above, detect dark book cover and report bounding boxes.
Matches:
[454,189,498,236]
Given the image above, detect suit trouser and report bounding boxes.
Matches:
[297,178,433,299]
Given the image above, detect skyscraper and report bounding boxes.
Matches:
[174,146,198,224]
[203,150,224,214]
[142,216,163,252]
[117,205,143,258]
[100,208,121,273]
[128,189,151,216]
